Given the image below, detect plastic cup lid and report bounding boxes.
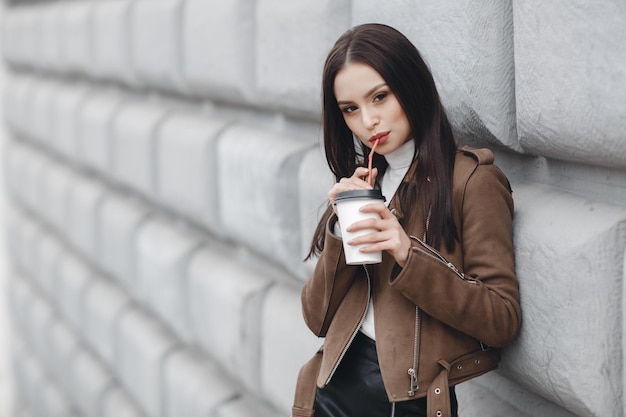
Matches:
[335,189,386,203]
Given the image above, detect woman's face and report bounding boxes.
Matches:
[334,62,412,155]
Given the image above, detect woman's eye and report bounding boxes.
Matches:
[342,105,358,114]
[374,92,388,102]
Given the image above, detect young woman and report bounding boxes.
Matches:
[292,24,521,417]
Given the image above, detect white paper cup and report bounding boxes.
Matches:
[335,189,386,265]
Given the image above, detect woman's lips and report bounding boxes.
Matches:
[370,131,390,145]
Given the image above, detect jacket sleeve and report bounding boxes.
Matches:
[389,164,521,347]
[301,216,361,337]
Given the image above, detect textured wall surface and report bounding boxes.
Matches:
[1,1,625,417]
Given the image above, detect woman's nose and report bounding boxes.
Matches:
[361,107,379,130]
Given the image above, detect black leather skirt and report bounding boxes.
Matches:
[314,331,458,417]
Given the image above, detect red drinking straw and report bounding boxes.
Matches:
[366,139,379,186]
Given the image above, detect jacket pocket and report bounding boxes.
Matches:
[409,236,477,284]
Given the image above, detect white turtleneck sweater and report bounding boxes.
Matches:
[360,139,415,340]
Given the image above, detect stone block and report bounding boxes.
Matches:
[520,156,626,209]
[66,175,108,259]
[217,125,312,273]
[131,0,185,90]
[19,219,45,282]
[8,275,32,332]
[11,339,31,408]
[514,0,626,167]
[456,372,578,417]
[255,0,350,116]
[2,140,20,199]
[91,0,135,83]
[40,162,75,233]
[33,231,66,299]
[187,245,273,391]
[34,368,81,417]
[181,0,255,102]
[40,385,81,417]
[27,78,59,145]
[15,144,52,214]
[111,101,169,195]
[9,276,34,342]
[39,3,63,71]
[96,193,152,294]
[136,216,205,341]
[24,293,56,368]
[77,89,124,173]
[2,141,27,203]
[7,75,44,142]
[114,307,182,417]
[101,387,145,417]
[163,348,239,417]
[501,182,626,416]
[14,75,40,141]
[4,204,22,267]
[13,405,36,417]
[70,350,115,417]
[155,112,227,232]
[352,0,518,150]
[2,73,32,135]
[44,319,82,395]
[11,348,36,417]
[59,1,94,74]
[11,212,43,280]
[55,255,95,331]
[50,81,91,160]
[1,8,21,65]
[214,395,281,417]
[17,354,49,417]
[297,145,334,279]
[81,274,133,365]
[2,6,40,67]
[259,284,321,413]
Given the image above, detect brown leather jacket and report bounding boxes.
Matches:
[293,147,521,417]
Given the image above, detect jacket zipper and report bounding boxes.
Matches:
[407,306,420,396]
[401,213,431,398]
[409,235,477,284]
[324,265,372,385]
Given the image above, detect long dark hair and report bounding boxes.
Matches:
[306,23,458,259]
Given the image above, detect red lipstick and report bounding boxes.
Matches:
[369,131,390,144]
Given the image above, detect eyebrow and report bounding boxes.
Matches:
[336,83,388,105]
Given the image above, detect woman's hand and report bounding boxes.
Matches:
[329,167,411,267]
[346,202,412,267]
[328,167,378,211]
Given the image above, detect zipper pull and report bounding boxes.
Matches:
[407,368,418,396]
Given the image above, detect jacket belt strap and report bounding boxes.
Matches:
[292,350,323,417]
[427,360,451,417]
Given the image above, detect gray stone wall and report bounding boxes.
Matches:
[1,1,625,417]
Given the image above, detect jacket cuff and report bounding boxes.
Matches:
[390,245,413,284]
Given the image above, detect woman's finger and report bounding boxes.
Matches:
[328,167,376,204]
